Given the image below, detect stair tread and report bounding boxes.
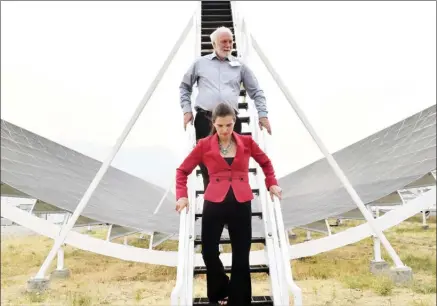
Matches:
[193,295,273,305]
[196,211,262,218]
[240,116,250,123]
[194,236,266,246]
[194,264,269,274]
[238,102,248,109]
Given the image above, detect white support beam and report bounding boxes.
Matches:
[56,248,64,271]
[153,180,174,215]
[249,25,406,268]
[32,12,196,280]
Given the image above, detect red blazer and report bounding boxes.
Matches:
[176,131,278,203]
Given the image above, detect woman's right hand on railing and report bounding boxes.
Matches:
[175,197,189,213]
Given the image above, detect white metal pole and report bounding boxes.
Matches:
[106,224,113,241]
[149,232,155,250]
[153,180,174,215]
[422,210,428,227]
[33,13,196,280]
[56,248,64,270]
[325,219,332,236]
[368,206,382,261]
[250,30,405,268]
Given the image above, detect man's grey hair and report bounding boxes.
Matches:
[210,26,233,45]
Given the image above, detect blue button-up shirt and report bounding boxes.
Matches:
[179,52,268,118]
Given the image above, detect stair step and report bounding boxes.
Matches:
[196,188,259,197]
[196,211,262,219]
[238,101,248,109]
[202,8,232,16]
[202,15,232,22]
[194,236,266,246]
[239,116,250,124]
[201,2,231,9]
[196,167,257,177]
[193,295,273,305]
[202,27,234,35]
[194,264,269,275]
[202,20,234,28]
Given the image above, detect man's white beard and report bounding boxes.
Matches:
[217,50,231,58]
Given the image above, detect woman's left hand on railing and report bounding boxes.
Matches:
[175,197,189,213]
[269,185,282,201]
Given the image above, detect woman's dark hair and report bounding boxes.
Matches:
[210,102,237,135]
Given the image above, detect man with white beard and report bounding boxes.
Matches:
[179,26,271,189]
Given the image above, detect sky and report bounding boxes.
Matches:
[1,1,436,190]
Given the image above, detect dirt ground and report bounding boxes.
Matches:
[1,217,435,306]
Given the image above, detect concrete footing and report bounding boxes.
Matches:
[389,266,413,284]
[370,260,389,274]
[27,278,50,293]
[51,268,71,279]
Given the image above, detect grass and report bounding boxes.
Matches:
[1,216,435,305]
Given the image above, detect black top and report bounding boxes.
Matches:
[224,157,234,166]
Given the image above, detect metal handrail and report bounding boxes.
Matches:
[171,3,202,304]
[249,106,284,305]
[272,196,303,306]
[170,206,188,305]
[235,11,286,306]
[237,13,303,305]
[171,122,198,305]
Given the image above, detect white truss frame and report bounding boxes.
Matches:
[2,186,433,266]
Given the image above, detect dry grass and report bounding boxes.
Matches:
[1,216,435,305]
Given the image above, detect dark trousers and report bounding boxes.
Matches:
[201,189,252,305]
[194,110,242,190]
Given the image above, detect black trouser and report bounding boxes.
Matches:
[201,188,252,305]
[194,110,242,190]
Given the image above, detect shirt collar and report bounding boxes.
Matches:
[206,51,233,62]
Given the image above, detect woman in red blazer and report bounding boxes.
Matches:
[175,103,282,305]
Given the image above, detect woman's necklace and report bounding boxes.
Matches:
[219,140,232,155]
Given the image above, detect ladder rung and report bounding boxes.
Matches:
[195,188,259,197]
[194,264,269,275]
[193,295,273,305]
[238,102,248,109]
[194,236,265,246]
[239,116,250,124]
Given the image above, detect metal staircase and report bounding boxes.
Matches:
[171,1,303,305]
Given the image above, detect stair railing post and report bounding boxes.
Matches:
[239,15,286,305]
[248,25,406,269]
[32,12,196,281]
